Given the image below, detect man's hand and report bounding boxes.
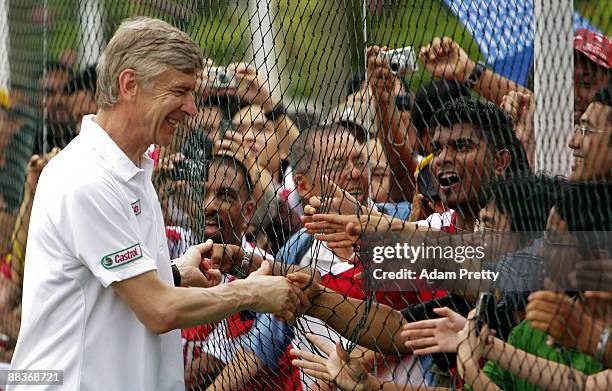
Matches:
[457,309,495,372]
[525,291,588,350]
[286,269,324,314]
[213,63,277,112]
[366,45,402,103]
[245,261,311,324]
[501,91,535,167]
[174,240,222,288]
[304,212,402,237]
[26,147,61,193]
[200,243,244,273]
[302,176,370,221]
[419,37,475,83]
[402,306,466,355]
[291,334,372,391]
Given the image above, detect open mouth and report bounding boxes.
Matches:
[437,172,461,190]
[204,215,223,233]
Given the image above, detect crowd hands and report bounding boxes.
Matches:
[1,25,612,391]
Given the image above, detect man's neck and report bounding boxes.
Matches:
[95,110,148,166]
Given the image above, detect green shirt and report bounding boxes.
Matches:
[483,320,603,391]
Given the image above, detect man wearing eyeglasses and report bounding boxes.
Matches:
[569,85,612,182]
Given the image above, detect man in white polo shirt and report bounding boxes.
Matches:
[8,17,308,391]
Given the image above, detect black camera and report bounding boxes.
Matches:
[171,131,214,182]
[417,164,439,200]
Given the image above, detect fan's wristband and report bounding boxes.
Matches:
[466,61,486,89]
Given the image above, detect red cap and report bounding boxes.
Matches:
[574,28,612,69]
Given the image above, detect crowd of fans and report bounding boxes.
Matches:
[0,21,611,391]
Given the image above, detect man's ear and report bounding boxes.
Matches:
[242,199,256,222]
[494,149,511,175]
[118,69,138,103]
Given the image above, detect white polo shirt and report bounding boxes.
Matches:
[9,115,184,390]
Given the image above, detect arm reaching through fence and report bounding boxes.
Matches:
[419,37,532,105]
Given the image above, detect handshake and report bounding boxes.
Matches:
[173,239,323,324]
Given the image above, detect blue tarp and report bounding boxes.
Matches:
[443,0,601,86]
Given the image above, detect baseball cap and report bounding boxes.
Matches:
[327,95,374,142]
[574,28,612,69]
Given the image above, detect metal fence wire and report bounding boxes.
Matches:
[0,0,611,390]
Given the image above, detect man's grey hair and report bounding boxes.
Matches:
[96,17,204,109]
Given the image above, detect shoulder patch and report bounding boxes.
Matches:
[131,199,141,216]
[101,244,143,269]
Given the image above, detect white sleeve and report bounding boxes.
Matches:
[60,175,157,287]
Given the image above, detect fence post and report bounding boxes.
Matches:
[534,0,574,175]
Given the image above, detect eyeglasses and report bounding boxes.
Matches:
[573,124,607,138]
[324,157,367,176]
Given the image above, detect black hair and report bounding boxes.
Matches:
[575,50,612,80]
[429,97,530,173]
[554,182,612,258]
[592,83,612,107]
[65,65,97,94]
[209,155,253,198]
[411,79,471,135]
[204,94,241,120]
[286,109,319,131]
[44,61,72,74]
[482,173,567,234]
[555,181,612,232]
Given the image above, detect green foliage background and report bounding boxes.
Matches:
[9,0,612,103]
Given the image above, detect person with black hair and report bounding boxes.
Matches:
[428,97,530,232]
[411,79,471,155]
[64,65,98,134]
[568,83,612,182]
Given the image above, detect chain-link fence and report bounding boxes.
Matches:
[0,0,611,390]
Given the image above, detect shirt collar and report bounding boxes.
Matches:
[80,114,153,182]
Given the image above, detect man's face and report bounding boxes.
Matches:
[39,69,70,97]
[431,123,498,208]
[368,139,391,203]
[574,53,610,124]
[135,67,197,147]
[233,107,281,175]
[319,131,369,203]
[189,106,223,140]
[568,102,612,181]
[67,89,97,134]
[203,162,253,245]
[478,200,511,232]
